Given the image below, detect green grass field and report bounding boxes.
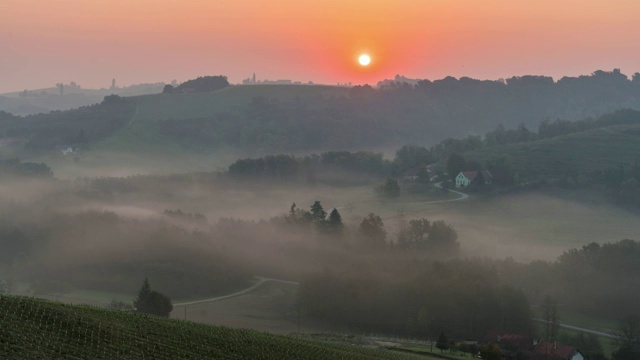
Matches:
[0,295,433,360]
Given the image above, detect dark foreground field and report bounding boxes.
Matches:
[0,295,432,360]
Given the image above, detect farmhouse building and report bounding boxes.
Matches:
[455,170,492,188]
[531,341,584,360]
[480,332,584,360]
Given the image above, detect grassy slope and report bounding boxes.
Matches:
[0,295,429,360]
[466,124,640,178]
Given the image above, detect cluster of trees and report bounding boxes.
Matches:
[298,238,640,356]
[133,278,173,317]
[597,160,640,208]
[227,151,389,184]
[492,239,640,351]
[163,209,208,224]
[390,109,640,182]
[0,158,53,178]
[286,201,344,235]
[396,218,459,256]
[299,259,533,339]
[281,201,460,256]
[153,69,640,154]
[162,75,229,94]
[4,70,640,157]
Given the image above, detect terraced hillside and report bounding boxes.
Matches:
[465,123,640,179]
[0,295,429,360]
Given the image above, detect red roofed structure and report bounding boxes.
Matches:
[480,333,584,360]
[531,341,584,360]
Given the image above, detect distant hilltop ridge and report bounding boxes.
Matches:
[0,81,167,116]
[241,73,316,86]
[378,68,640,87]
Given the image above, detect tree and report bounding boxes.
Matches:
[480,343,502,360]
[394,145,432,172]
[542,295,560,342]
[436,331,449,352]
[447,154,466,182]
[359,213,387,249]
[310,201,327,223]
[162,84,174,94]
[134,278,151,307]
[613,315,640,359]
[133,278,173,317]
[142,291,173,317]
[326,208,344,233]
[399,218,430,249]
[377,178,400,198]
[427,221,459,256]
[471,170,486,189]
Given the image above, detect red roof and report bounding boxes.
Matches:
[532,341,577,360]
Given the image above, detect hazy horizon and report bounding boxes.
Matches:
[3,0,640,94]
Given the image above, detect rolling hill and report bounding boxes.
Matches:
[0,295,429,360]
[465,123,640,180]
[2,71,640,177]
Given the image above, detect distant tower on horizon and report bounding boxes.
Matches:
[252,73,256,83]
[110,78,116,91]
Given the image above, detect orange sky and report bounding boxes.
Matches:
[2,0,640,92]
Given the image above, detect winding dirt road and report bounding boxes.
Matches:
[174,277,299,307]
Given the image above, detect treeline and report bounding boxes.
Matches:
[597,160,640,208]
[0,158,53,178]
[153,69,640,153]
[498,239,640,321]
[299,259,533,339]
[0,95,135,153]
[433,108,640,157]
[162,75,229,94]
[228,151,389,182]
[0,198,459,301]
[281,201,460,256]
[299,239,640,348]
[223,109,640,187]
[6,69,640,155]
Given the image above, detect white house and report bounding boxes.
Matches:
[455,170,493,188]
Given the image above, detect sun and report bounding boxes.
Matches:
[358,54,371,66]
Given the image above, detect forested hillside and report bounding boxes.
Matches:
[2,70,640,158]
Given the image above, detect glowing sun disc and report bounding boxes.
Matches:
[358,54,371,66]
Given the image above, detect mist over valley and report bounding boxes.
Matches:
[2,65,640,360]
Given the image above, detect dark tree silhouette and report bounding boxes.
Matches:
[447,154,466,182]
[326,208,344,233]
[358,213,387,249]
[133,278,173,317]
[436,331,449,352]
[310,201,327,223]
[377,178,400,198]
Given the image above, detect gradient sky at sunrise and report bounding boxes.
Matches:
[2,0,640,92]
